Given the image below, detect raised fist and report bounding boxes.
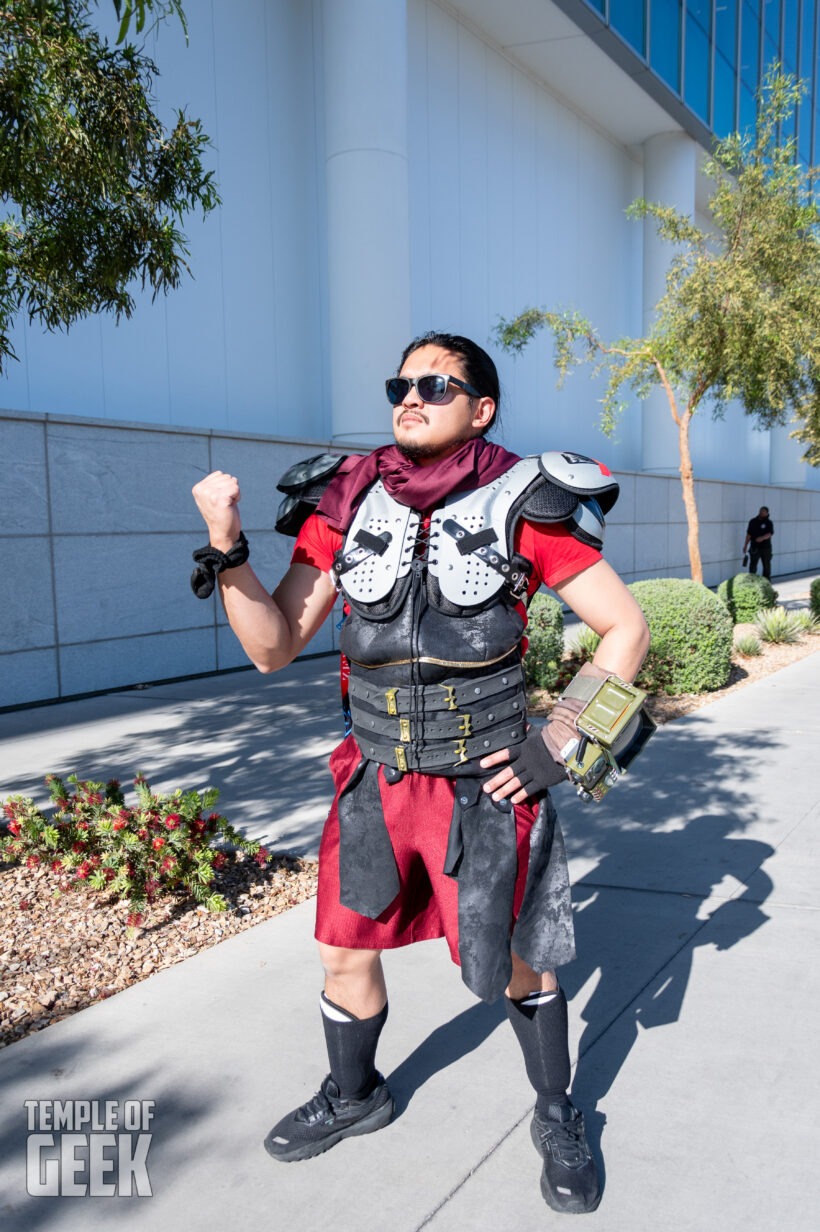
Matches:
[192,470,242,551]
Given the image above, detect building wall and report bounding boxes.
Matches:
[0,411,343,709]
[2,1,819,708]
[3,407,817,710]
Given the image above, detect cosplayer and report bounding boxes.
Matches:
[191,333,649,1215]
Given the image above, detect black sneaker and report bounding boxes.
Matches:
[530,1103,601,1214]
[263,1074,395,1162]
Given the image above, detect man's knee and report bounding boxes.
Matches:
[318,942,382,982]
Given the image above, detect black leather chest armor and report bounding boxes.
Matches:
[332,463,541,771]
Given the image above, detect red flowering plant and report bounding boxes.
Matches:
[1,773,270,923]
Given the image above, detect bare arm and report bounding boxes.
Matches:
[553,558,649,682]
[192,470,337,672]
[480,558,649,803]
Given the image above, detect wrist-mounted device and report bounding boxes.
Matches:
[558,672,656,802]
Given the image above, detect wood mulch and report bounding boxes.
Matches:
[2,628,818,1050]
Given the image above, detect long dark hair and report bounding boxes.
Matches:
[398,331,501,434]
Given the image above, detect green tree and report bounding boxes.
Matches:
[496,70,820,585]
[0,0,218,370]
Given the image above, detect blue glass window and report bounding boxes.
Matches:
[685,4,712,122]
[782,0,799,71]
[798,97,812,163]
[716,0,738,63]
[611,0,648,56]
[714,50,738,134]
[741,1,762,94]
[764,0,781,46]
[651,0,682,89]
[740,81,758,130]
[800,0,816,79]
[582,0,606,14]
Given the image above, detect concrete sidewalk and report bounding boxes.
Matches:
[0,572,818,1230]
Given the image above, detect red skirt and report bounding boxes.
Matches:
[315,734,539,965]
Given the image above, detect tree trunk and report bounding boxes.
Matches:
[678,410,703,584]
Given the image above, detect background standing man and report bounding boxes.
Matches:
[744,506,774,578]
[192,332,649,1216]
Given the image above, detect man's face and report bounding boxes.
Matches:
[759,507,768,517]
[391,344,495,465]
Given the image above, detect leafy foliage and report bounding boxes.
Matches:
[524,593,564,690]
[810,578,820,619]
[734,633,762,657]
[791,608,820,634]
[754,606,803,643]
[628,578,733,694]
[0,1,219,369]
[568,622,602,663]
[496,70,820,581]
[716,572,778,622]
[1,773,268,922]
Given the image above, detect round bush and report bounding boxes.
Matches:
[810,577,820,620]
[524,593,564,690]
[716,572,777,622]
[629,578,733,694]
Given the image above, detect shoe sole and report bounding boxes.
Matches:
[264,1091,395,1163]
[530,1117,602,1215]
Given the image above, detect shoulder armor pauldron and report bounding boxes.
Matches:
[521,450,620,552]
[275,453,348,536]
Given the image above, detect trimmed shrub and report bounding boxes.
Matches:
[629,578,733,694]
[524,593,564,690]
[716,572,778,622]
[810,578,820,620]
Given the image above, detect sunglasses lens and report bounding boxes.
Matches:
[385,378,409,405]
[417,375,448,402]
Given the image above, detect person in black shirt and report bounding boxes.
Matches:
[743,506,774,578]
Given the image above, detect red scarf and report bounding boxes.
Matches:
[316,438,521,532]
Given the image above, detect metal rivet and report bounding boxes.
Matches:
[502,676,508,684]
[460,796,469,806]
[488,713,494,720]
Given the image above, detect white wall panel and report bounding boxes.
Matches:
[1,0,326,442]
[408,0,645,469]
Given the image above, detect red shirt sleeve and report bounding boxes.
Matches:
[515,519,601,592]
[291,513,342,572]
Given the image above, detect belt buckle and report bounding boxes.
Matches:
[441,684,458,711]
[399,718,411,743]
[394,746,408,772]
[453,738,469,764]
[458,714,472,737]
[385,688,399,716]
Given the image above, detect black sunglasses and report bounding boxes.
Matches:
[385,373,481,406]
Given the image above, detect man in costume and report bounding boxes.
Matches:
[191,332,649,1215]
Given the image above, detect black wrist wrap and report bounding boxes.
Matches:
[190,532,250,599]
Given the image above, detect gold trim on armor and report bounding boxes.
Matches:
[347,648,518,670]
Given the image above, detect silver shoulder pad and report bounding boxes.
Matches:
[538,450,619,514]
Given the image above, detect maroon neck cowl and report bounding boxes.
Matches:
[316,438,521,533]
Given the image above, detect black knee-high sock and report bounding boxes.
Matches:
[505,988,571,1117]
[320,992,388,1101]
